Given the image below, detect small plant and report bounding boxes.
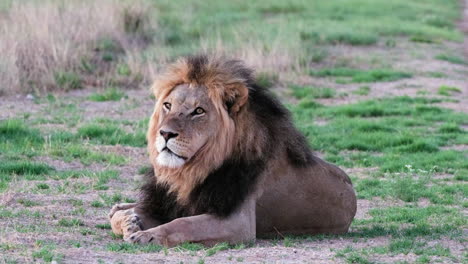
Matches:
[290,85,335,99]
[116,63,131,76]
[58,218,85,227]
[353,86,371,96]
[0,161,53,175]
[410,34,436,43]
[106,242,162,253]
[54,71,82,90]
[437,85,461,96]
[435,54,467,65]
[32,245,59,262]
[325,31,378,46]
[301,30,378,46]
[17,199,40,207]
[88,87,127,102]
[427,72,446,78]
[205,242,230,256]
[310,67,412,83]
[36,183,50,190]
[95,223,112,229]
[91,200,104,208]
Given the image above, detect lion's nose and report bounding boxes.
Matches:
[160,130,179,141]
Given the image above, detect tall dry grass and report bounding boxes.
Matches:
[0,0,303,95]
[200,33,304,85]
[0,0,156,95]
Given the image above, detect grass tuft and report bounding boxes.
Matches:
[54,72,82,91]
[290,85,335,99]
[352,86,371,96]
[437,85,461,96]
[58,218,85,227]
[310,68,412,83]
[88,88,127,102]
[106,242,162,253]
[77,123,145,147]
[0,161,53,175]
[435,54,467,65]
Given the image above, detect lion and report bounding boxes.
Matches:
[108,55,357,246]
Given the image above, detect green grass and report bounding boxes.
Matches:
[88,88,127,102]
[0,119,44,158]
[310,68,412,83]
[290,96,467,173]
[427,72,447,78]
[0,119,127,191]
[301,30,378,46]
[58,218,85,227]
[290,85,335,99]
[54,71,82,91]
[17,199,41,207]
[36,183,50,190]
[77,123,146,147]
[106,242,162,253]
[334,203,465,262]
[435,54,468,65]
[91,200,105,208]
[48,143,126,165]
[437,85,461,96]
[352,86,370,96]
[95,223,111,229]
[140,0,464,65]
[205,242,231,256]
[32,244,62,263]
[0,161,53,176]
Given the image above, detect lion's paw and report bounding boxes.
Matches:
[110,208,143,238]
[126,228,168,245]
[122,214,143,236]
[108,203,136,220]
[126,230,157,244]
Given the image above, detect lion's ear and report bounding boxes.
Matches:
[225,83,249,114]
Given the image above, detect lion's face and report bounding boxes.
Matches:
[153,84,220,168]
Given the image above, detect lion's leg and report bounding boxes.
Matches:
[126,198,256,247]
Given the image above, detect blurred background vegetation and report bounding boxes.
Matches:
[0,0,463,95]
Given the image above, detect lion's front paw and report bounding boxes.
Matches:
[122,214,143,236]
[108,203,136,220]
[126,227,168,245]
[110,209,143,239]
[126,230,157,244]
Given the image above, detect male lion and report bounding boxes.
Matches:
[109,55,357,246]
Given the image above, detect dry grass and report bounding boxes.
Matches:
[0,0,156,95]
[201,34,303,81]
[0,0,305,95]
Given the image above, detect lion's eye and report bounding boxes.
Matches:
[163,102,171,111]
[192,107,205,116]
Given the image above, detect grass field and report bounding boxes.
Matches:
[1,0,467,263]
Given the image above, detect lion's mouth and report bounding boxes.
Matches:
[162,147,187,160]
